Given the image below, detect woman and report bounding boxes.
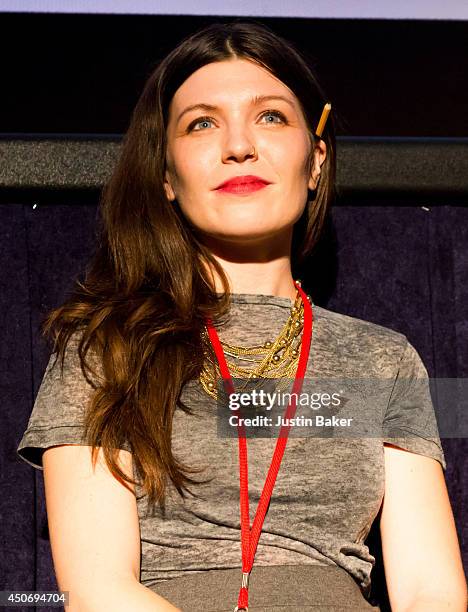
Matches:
[17,21,466,612]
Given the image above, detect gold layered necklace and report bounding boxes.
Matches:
[199,280,312,400]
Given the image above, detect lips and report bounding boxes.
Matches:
[215,175,271,194]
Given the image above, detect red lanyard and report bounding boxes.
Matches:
[205,281,313,611]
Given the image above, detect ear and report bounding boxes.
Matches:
[164,169,176,202]
[308,138,327,191]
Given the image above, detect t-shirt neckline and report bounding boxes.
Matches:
[216,292,314,308]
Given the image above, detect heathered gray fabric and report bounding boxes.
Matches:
[151,565,381,611]
[17,293,446,608]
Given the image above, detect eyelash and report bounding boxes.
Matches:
[187,109,288,132]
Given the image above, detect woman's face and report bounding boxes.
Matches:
[164,58,326,252]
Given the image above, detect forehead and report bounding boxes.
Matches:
[169,59,296,110]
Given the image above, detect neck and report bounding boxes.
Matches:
[219,264,297,300]
[200,233,298,301]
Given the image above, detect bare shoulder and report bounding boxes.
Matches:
[43,445,140,603]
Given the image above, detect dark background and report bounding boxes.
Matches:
[1,12,467,136]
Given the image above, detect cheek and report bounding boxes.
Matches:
[270,132,311,174]
[164,150,180,192]
[173,145,214,192]
[295,135,313,177]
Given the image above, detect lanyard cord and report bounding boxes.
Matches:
[205,281,313,611]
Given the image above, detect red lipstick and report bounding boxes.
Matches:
[215,175,271,195]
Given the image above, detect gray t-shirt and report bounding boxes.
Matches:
[17,293,446,596]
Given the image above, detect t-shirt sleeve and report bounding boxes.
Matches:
[382,338,446,471]
[17,330,131,470]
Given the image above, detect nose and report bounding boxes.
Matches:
[221,130,258,163]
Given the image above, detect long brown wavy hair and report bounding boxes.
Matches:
[42,20,337,514]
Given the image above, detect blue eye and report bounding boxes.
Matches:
[261,110,287,124]
[190,116,214,131]
[188,109,287,132]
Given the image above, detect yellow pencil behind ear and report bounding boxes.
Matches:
[315,102,331,139]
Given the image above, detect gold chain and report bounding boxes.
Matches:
[200,282,311,400]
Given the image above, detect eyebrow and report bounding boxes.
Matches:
[176,94,297,124]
